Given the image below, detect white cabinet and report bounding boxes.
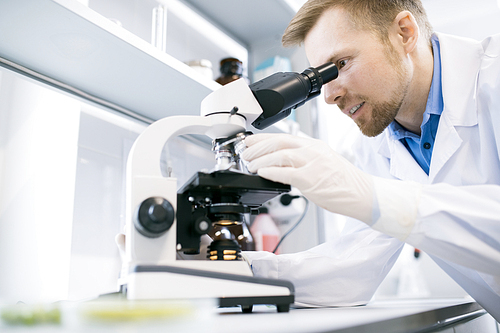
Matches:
[0,0,220,122]
[0,0,300,124]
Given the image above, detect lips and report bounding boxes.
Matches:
[349,102,364,115]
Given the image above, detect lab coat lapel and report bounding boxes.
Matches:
[428,113,462,181]
[378,132,429,183]
[428,33,482,181]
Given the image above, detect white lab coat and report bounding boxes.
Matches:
[244,33,500,321]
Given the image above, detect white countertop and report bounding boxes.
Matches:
[1,297,485,333]
[215,298,482,333]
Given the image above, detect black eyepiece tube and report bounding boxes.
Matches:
[250,62,339,130]
[316,62,338,84]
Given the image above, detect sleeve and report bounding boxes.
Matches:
[370,178,500,277]
[243,220,404,307]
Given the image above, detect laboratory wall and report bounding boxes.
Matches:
[0,68,80,303]
[0,67,216,303]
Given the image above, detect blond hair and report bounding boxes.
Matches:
[282,0,433,47]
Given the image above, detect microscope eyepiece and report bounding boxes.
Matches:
[250,62,338,130]
[315,62,339,85]
[301,62,338,94]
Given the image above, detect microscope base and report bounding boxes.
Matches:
[126,264,294,313]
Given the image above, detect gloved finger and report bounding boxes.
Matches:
[244,133,285,147]
[257,166,294,185]
[247,147,310,173]
[243,134,313,161]
[245,133,313,149]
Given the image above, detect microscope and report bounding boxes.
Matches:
[124,62,338,312]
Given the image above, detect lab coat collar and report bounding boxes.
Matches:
[378,130,430,183]
[436,32,482,127]
[377,33,483,181]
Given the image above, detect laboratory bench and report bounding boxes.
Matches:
[216,299,498,333]
[1,298,498,333]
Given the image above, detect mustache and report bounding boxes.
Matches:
[338,94,369,111]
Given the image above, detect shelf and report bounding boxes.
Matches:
[0,0,221,122]
[183,0,296,47]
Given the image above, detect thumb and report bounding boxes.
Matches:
[257,167,294,185]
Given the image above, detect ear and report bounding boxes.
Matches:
[392,11,419,54]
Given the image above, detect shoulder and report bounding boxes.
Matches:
[474,34,500,105]
[436,32,500,62]
[479,33,500,55]
[477,34,500,83]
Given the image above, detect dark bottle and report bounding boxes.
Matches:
[215,57,249,85]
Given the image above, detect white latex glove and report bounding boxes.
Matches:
[242,133,375,224]
[242,133,423,240]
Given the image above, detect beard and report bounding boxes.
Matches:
[355,91,406,137]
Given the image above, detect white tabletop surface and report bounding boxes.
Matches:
[1,297,481,333]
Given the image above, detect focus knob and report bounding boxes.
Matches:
[194,216,212,235]
[135,197,175,238]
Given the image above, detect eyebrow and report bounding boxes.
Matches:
[327,53,340,63]
[326,51,345,65]
[326,46,348,64]
[328,46,358,64]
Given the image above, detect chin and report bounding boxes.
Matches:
[356,121,385,137]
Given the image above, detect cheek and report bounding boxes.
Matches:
[343,66,382,96]
[354,63,401,98]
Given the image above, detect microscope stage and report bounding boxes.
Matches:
[179,170,291,207]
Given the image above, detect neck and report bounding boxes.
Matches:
[395,41,434,135]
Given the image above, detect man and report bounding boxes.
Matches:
[241,0,500,321]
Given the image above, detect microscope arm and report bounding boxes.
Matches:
[127,113,247,178]
[125,113,247,265]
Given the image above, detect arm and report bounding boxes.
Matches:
[244,220,404,307]
[242,133,500,277]
[377,179,500,276]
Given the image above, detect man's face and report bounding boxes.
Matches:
[304,7,411,137]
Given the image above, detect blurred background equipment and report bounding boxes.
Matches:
[215,57,249,85]
[250,207,280,253]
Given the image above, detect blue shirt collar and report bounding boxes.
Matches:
[389,34,444,140]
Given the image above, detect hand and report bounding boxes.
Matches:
[242,133,374,223]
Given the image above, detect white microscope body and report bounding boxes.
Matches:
[124,79,293,312]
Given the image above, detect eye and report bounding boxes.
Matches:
[337,59,348,69]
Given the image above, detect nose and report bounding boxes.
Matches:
[323,80,345,105]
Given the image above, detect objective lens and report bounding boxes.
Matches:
[212,131,253,172]
[207,239,242,260]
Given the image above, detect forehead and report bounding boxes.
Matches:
[304,7,371,66]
